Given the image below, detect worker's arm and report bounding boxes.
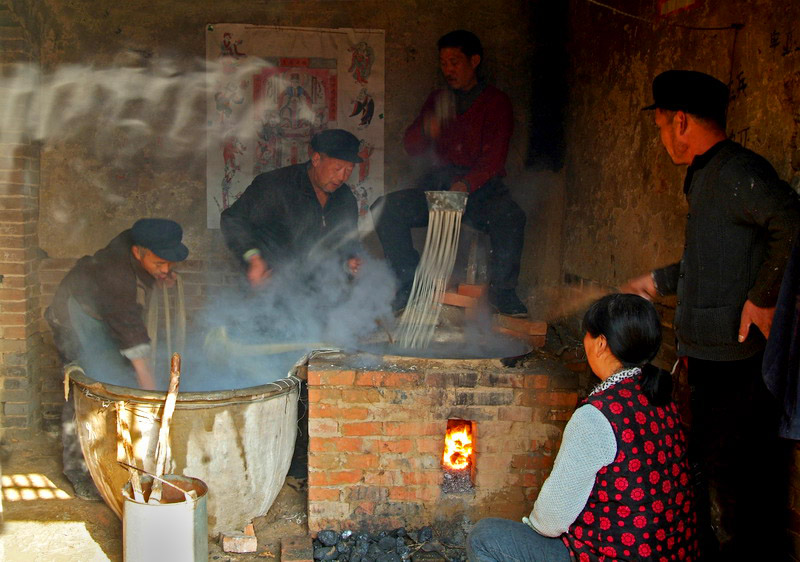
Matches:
[524,405,616,536]
[130,357,156,390]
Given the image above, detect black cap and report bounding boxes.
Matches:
[643,70,729,126]
[310,129,363,163]
[131,218,189,262]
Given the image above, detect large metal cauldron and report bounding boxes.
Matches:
[69,369,299,535]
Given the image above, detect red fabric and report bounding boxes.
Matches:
[564,377,698,562]
[403,85,513,193]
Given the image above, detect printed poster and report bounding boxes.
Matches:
[205,24,385,230]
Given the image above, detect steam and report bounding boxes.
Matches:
[0,56,274,172]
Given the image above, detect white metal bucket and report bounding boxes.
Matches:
[122,475,208,562]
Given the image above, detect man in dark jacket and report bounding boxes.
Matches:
[624,70,800,560]
[221,129,363,287]
[46,218,189,498]
[371,30,527,317]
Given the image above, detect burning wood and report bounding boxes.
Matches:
[441,420,474,494]
[442,423,473,471]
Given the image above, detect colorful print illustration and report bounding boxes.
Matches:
[348,41,374,84]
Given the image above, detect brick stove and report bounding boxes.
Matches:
[306,347,580,533]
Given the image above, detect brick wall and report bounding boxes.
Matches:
[0,3,42,437]
[307,353,579,533]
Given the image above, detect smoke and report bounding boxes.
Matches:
[0,56,277,174]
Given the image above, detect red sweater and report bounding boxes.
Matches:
[403,84,513,193]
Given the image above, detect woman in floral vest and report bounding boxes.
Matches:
[468,294,698,561]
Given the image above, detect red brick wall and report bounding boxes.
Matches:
[0,3,42,436]
[307,354,579,533]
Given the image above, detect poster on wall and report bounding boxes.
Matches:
[205,24,385,230]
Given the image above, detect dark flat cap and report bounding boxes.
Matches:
[643,70,729,125]
[310,129,363,163]
[131,218,189,262]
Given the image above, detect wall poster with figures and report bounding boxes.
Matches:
[205,24,385,230]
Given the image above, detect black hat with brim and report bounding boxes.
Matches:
[131,218,189,262]
[643,70,729,124]
[310,129,363,163]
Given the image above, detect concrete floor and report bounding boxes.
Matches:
[1,432,308,561]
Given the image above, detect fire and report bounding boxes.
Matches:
[442,423,473,470]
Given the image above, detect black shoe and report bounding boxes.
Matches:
[489,289,528,318]
[392,284,412,314]
[64,469,103,500]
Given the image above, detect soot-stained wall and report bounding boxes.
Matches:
[562,0,800,289]
[28,0,537,262]
[562,1,800,555]
[1,0,552,433]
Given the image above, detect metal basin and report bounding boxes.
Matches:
[69,368,299,535]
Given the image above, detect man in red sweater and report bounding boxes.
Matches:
[373,30,527,316]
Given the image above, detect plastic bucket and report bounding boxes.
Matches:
[123,475,208,562]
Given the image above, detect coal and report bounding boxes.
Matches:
[418,527,433,543]
[312,525,466,562]
[318,529,339,546]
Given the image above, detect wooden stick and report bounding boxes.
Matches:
[115,401,144,502]
[148,353,181,504]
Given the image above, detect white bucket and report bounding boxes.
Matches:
[122,475,208,562]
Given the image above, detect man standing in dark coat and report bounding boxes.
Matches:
[221,129,363,286]
[46,218,189,498]
[624,70,800,560]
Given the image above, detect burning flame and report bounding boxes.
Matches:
[442,423,473,470]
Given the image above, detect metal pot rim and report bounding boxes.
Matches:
[68,368,300,406]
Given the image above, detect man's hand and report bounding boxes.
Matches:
[449,181,469,193]
[247,255,272,287]
[738,299,776,342]
[347,257,362,276]
[620,273,659,301]
[131,357,156,391]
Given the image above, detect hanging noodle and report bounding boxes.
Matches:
[395,192,466,349]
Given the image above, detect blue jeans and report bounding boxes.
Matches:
[467,518,571,562]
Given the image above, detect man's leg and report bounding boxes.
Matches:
[467,518,571,562]
[465,184,527,316]
[688,353,789,561]
[61,395,101,500]
[371,188,430,309]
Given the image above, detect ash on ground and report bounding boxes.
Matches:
[441,467,473,494]
[313,526,467,562]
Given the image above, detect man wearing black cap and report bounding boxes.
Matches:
[221,128,362,286]
[623,70,800,559]
[45,218,189,497]
[372,30,527,317]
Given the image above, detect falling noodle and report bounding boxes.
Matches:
[395,192,467,349]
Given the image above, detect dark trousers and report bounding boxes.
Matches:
[48,297,136,486]
[372,168,526,292]
[688,353,791,561]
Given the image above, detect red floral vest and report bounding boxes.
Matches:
[563,374,698,561]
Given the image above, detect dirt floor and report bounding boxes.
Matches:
[1,432,308,561]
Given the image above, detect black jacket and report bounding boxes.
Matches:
[45,230,154,360]
[220,162,360,270]
[653,140,800,361]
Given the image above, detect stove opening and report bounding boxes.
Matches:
[441,419,475,493]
